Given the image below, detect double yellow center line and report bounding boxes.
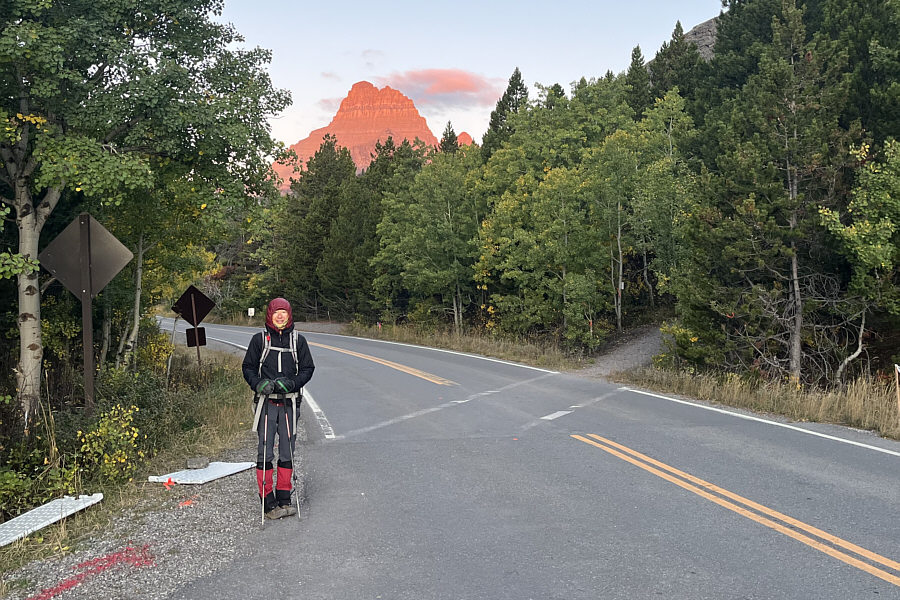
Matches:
[310,342,456,386]
[572,434,900,588]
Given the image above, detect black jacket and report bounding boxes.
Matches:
[242,325,315,392]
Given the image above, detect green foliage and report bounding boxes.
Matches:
[274,135,357,316]
[0,206,38,280]
[482,67,529,161]
[821,140,900,313]
[440,121,459,154]
[374,145,484,332]
[822,0,900,144]
[78,404,144,484]
[624,46,652,118]
[650,22,705,104]
[0,251,39,280]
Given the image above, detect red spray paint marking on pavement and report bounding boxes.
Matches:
[27,545,154,600]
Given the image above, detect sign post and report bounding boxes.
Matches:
[39,214,133,411]
[79,216,94,406]
[172,285,215,369]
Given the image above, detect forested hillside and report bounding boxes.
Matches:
[248,0,898,386]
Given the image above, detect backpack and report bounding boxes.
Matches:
[257,329,300,377]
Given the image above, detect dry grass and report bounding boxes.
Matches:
[0,349,253,583]
[613,366,900,440]
[344,322,579,371]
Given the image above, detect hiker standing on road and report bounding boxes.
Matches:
[242,297,314,520]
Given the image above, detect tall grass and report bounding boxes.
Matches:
[614,366,900,440]
[345,322,577,371]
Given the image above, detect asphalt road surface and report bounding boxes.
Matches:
[162,319,900,599]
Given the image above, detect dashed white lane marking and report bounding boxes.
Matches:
[204,335,336,441]
[541,410,573,421]
[335,373,557,441]
[621,387,900,458]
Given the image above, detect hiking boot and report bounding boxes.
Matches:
[280,504,297,517]
[265,506,287,520]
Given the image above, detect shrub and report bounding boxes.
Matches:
[78,404,145,484]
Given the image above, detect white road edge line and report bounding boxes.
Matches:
[302,390,335,440]
[541,410,573,421]
[205,335,336,440]
[621,387,900,458]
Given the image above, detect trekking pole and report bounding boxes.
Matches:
[286,393,301,520]
[260,397,268,530]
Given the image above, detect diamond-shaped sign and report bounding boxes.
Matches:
[39,215,133,298]
[172,285,215,326]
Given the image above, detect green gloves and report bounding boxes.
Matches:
[274,377,296,393]
[256,379,275,395]
[256,378,295,395]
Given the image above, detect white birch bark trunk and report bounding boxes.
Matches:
[16,205,42,433]
[119,234,145,369]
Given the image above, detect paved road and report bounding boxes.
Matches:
[162,320,900,599]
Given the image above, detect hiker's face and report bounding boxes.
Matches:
[272,309,289,329]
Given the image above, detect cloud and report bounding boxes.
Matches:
[320,72,341,81]
[317,97,343,112]
[376,69,505,111]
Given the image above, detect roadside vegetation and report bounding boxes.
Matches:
[0,345,250,586]
[617,365,900,441]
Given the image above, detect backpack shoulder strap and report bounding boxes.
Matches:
[290,331,299,375]
[258,329,271,376]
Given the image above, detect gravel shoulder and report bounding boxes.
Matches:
[2,419,308,600]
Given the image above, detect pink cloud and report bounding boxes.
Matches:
[320,72,341,81]
[317,96,342,112]
[375,69,505,110]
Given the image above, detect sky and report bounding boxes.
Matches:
[219,1,725,146]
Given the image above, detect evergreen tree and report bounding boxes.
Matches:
[274,134,356,318]
[624,46,652,118]
[822,0,900,144]
[481,67,529,161]
[674,0,856,383]
[650,21,705,103]
[369,139,428,320]
[440,121,459,154]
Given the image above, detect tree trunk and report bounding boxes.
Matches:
[835,310,865,383]
[452,284,462,337]
[119,234,145,369]
[643,249,654,308]
[114,308,131,370]
[789,243,803,382]
[16,205,43,434]
[616,201,624,332]
[99,301,111,372]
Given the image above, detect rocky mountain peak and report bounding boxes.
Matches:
[273,81,439,188]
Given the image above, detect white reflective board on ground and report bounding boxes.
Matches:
[148,461,254,485]
[0,493,104,548]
